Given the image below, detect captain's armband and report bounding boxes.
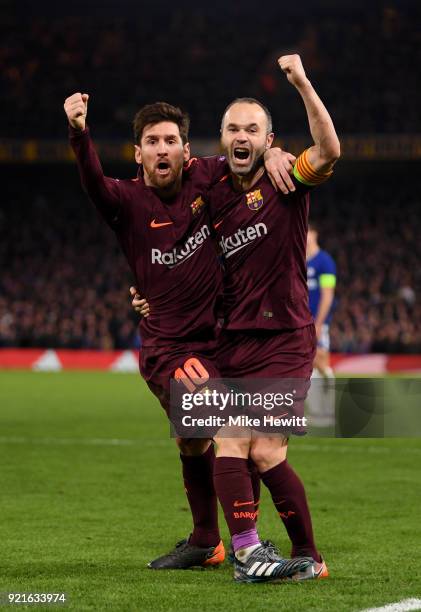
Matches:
[293,149,333,186]
[319,273,336,289]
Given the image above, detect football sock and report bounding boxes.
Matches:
[324,366,335,379]
[213,457,259,537]
[180,444,220,548]
[247,458,261,522]
[308,368,324,416]
[260,459,321,562]
[308,367,335,425]
[322,366,336,421]
[232,530,260,561]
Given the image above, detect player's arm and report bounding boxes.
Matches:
[130,286,150,318]
[314,279,335,338]
[278,54,340,182]
[263,148,297,194]
[64,92,121,224]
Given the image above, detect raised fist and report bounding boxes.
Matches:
[278,54,308,89]
[64,92,89,131]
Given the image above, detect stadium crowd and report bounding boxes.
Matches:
[312,170,421,354]
[0,170,139,351]
[0,165,419,354]
[1,0,419,354]
[1,1,420,138]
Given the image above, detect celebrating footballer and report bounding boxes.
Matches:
[65,52,339,584]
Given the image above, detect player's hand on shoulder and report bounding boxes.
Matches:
[130,286,150,318]
[64,92,89,131]
[278,54,309,89]
[264,147,296,194]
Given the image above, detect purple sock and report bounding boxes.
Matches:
[232,528,260,553]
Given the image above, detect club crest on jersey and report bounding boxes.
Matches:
[191,195,205,215]
[245,189,264,211]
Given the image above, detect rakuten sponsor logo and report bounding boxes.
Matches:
[219,223,268,258]
[151,224,211,268]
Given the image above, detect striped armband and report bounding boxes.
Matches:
[319,273,336,289]
[293,149,333,186]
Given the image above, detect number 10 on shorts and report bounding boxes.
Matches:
[174,358,210,393]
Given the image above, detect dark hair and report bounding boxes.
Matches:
[221,97,273,134]
[133,102,190,144]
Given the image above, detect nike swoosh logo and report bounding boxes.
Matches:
[150,219,173,228]
[314,564,324,578]
[233,500,255,507]
[214,221,223,229]
[279,510,296,519]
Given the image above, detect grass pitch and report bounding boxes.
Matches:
[0,371,420,611]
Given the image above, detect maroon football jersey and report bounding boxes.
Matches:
[210,172,313,331]
[70,127,227,346]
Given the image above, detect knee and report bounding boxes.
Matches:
[250,437,288,472]
[214,436,250,458]
[176,437,212,456]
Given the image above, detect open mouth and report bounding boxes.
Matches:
[233,148,251,162]
[156,161,170,173]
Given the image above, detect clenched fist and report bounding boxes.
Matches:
[64,92,89,131]
[278,54,309,89]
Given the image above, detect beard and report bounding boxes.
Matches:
[225,145,266,177]
[143,158,183,192]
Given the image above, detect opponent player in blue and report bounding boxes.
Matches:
[306,221,336,425]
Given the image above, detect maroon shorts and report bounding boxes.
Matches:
[216,324,316,433]
[216,324,316,379]
[139,339,221,420]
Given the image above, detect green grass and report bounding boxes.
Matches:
[1,371,421,611]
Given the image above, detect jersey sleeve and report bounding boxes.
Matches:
[319,253,337,288]
[69,126,122,227]
[198,155,230,187]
